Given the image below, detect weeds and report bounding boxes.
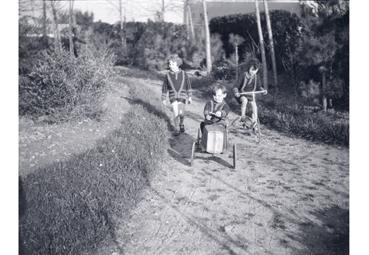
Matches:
[19,46,115,123]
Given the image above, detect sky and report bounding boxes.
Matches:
[73,0,185,24]
[62,0,300,25]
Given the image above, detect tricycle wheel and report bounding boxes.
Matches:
[255,118,261,143]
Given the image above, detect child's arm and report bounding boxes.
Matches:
[256,74,264,91]
[204,102,212,120]
[233,75,244,96]
[161,75,169,103]
[221,103,231,119]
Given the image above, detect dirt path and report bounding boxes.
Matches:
[19,79,130,177]
[108,78,349,255]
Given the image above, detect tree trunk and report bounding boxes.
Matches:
[50,1,61,52]
[68,0,75,55]
[184,0,189,39]
[322,71,327,112]
[235,44,239,81]
[202,0,212,73]
[119,0,127,53]
[42,0,47,39]
[188,5,195,42]
[263,0,277,90]
[255,0,268,89]
[161,0,165,22]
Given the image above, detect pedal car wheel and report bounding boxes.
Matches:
[190,141,196,166]
[233,144,237,169]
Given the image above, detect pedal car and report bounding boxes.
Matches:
[190,121,237,169]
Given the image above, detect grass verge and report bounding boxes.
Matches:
[19,86,168,254]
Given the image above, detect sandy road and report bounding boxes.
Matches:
[106,77,349,255]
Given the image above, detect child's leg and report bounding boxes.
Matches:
[178,102,186,132]
[250,101,258,124]
[200,122,205,135]
[171,101,180,132]
[240,96,248,119]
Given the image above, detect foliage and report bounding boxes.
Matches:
[19,103,168,254]
[19,17,51,75]
[19,45,115,122]
[295,5,349,108]
[210,10,303,73]
[258,102,349,147]
[134,21,188,70]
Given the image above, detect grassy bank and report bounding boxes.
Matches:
[19,85,168,254]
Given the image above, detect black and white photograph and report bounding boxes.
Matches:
[12,0,356,254]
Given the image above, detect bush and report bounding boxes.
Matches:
[19,46,115,122]
[209,10,303,72]
[19,104,168,254]
[257,99,349,146]
[134,21,188,70]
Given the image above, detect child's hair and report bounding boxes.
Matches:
[211,82,227,95]
[239,58,261,74]
[246,58,261,72]
[167,54,183,67]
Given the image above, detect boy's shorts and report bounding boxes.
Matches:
[235,95,254,104]
[171,100,186,117]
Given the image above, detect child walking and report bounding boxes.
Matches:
[161,54,192,135]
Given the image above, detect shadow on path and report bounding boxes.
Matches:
[150,187,251,255]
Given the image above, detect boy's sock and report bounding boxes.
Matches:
[179,115,185,132]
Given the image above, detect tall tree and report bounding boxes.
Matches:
[49,0,62,52]
[183,0,195,42]
[119,0,127,52]
[263,0,278,90]
[187,4,195,41]
[254,0,268,89]
[42,0,47,39]
[106,0,127,52]
[229,34,245,81]
[202,0,212,73]
[68,0,75,55]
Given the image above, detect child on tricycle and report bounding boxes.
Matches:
[233,58,267,134]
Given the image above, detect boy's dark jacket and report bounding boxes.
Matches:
[233,72,263,94]
[161,70,192,103]
[203,100,230,123]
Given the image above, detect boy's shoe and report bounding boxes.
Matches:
[252,123,258,134]
[179,125,185,133]
[240,116,247,123]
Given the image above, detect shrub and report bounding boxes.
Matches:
[210,10,303,72]
[258,100,349,146]
[134,21,188,70]
[19,46,115,122]
[19,104,168,254]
